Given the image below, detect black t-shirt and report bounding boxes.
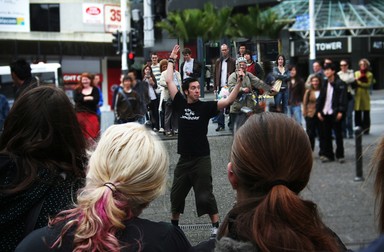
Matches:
[15,217,191,252]
[172,92,219,156]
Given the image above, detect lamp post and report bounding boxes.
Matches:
[309,0,316,74]
[121,0,131,76]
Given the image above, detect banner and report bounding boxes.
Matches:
[0,0,30,32]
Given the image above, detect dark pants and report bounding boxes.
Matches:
[342,96,354,137]
[305,116,320,151]
[355,110,370,134]
[148,98,159,130]
[171,155,218,217]
[320,114,344,160]
[217,109,225,128]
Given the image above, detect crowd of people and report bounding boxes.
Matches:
[0,45,381,252]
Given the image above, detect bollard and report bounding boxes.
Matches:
[354,126,364,181]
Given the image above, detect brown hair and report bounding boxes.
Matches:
[75,72,95,91]
[372,136,384,233]
[219,113,341,251]
[159,59,168,72]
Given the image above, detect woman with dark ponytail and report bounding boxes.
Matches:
[194,112,348,252]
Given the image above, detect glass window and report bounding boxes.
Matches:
[30,4,60,32]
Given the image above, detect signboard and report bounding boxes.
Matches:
[63,73,102,84]
[370,37,384,53]
[104,4,121,33]
[293,37,349,56]
[83,3,104,24]
[0,0,30,32]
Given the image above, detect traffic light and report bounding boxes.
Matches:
[112,30,121,54]
[128,52,135,66]
[129,29,138,50]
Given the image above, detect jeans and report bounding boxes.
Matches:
[217,109,225,128]
[274,88,289,114]
[342,97,354,137]
[289,105,302,125]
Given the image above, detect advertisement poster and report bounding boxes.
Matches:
[83,3,104,24]
[0,0,30,32]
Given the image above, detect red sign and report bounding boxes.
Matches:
[86,7,101,15]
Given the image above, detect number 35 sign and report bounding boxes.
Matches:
[104,4,121,33]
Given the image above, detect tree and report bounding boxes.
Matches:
[230,6,287,40]
[156,3,233,42]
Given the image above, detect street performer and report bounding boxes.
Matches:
[164,44,242,239]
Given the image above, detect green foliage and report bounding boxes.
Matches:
[156,3,287,42]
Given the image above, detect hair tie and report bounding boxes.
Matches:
[269,180,289,189]
[103,182,117,194]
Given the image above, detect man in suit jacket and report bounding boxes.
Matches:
[180,48,202,81]
[316,63,348,164]
[213,44,236,131]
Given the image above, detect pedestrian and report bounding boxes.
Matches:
[227,57,272,131]
[316,63,348,163]
[157,59,168,133]
[92,74,104,123]
[359,136,384,251]
[165,44,242,239]
[0,93,9,132]
[193,113,348,252]
[73,72,100,144]
[303,75,322,152]
[354,58,373,135]
[15,123,192,252]
[180,48,202,80]
[288,65,305,125]
[142,64,160,131]
[114,76,141,124]
[129,69,149,125]
[244,50,264,80]
[272,54,290,114]
[213,44,236,132]
[159,57,181,136]
[337,59,355,139]
[305,60,325,89]
[236,44,246,58]
[10,58,39,101]
[0,86,87,252]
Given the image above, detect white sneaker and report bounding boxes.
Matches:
[210,227,218,239]
[159,128,165,133]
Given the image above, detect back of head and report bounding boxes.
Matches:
[232,113,312,195]
[226,113,340,251]
[0,86,86,193]
[55,123,169,251]
[10,58,32,80]
[372,136,384,233]
[85,123,169,211]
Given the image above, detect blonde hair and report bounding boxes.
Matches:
[50,123,169,251]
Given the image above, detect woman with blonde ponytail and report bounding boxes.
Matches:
[195,112,348,252]
[16,123,191,252]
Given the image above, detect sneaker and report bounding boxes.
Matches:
[173,129,178,134]
[152,128,159,132]
[210,227,218,239]
[321,157,331,163]
[215,126,224,132]
[165,131,173,136]
[159,128,165,133]
[319,155,327,161]
[338,158,345,164]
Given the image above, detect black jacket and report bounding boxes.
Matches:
[316,77,348,116]
[180,59,202,80]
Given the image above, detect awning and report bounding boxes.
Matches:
[270,0,384,38]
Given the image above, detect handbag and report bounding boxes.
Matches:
[268,79,282,96]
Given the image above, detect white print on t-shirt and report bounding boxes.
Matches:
[180,108,200,120]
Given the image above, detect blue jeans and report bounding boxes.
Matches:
[342,97,354,137]
[217,110,225,128]
[289,105,302,125]
[274,89,289,114]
